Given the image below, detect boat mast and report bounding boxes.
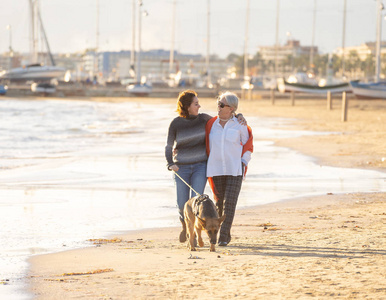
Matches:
[310,0,317,70]
[169,0,176,75]
[29,0,39,63]
[37,6,56,66]
[274,0,280,75]
[205,0,211,86]
[341,0,347,77]
[137,0,143,84]
[6,25,12,54]
[243,0,250,81]
[131,0,136,76]
[375,0,383,83]
[95,0,100,80]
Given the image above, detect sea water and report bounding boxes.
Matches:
[0,98,384,299]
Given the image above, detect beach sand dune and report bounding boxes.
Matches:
[28,96,385,299]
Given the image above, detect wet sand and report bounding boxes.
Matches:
[28,95,385,299]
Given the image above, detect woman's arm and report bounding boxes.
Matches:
[240,125,252,165]
[165,121,177,170]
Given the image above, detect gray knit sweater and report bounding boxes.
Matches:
[165,113,212,169]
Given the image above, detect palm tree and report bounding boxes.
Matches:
[313,54,328,77]
[361,54,375,80]
[346,50,361,76]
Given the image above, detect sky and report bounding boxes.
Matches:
[0,0,380,59]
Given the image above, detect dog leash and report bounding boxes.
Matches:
[173,171,201,196]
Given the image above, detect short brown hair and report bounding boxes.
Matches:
[176,90,197,118]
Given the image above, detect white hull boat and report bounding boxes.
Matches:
[126,83,152,97]
[0,64,65,81]
[277,78,350,94]
[349,80,386,99]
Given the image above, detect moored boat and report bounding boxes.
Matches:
[0,1,66,83]
[349,1,386,99]
[277,78,350,94]
[126,83,152,97]
[349,80,386,99]
[0,84,8,95]
[0,64,65,82]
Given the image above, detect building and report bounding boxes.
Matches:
[0,52,22,72]
[257,39,318,73]
[334,41,386,60]
[82,49,231,83]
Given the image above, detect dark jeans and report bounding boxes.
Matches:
[174,162,207,220]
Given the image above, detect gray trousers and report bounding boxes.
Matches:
[212,175,243,243]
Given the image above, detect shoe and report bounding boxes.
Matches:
[218,241,228,247]
[179,229,187,243]
[179,217,187,243]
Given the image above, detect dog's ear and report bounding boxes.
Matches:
[197,216,206,228]
[218,214,226,224]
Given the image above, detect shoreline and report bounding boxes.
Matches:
[5,94,385,171]
[16,95,385,298]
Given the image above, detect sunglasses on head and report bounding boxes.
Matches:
[217,100,230,108]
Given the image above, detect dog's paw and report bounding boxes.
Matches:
[190,247,196,251]
[198,239,204,247]
[210,244,216,252]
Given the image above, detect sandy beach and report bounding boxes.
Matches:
[27,95,385,299]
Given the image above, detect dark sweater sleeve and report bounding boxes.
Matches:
[201,113,212,123]
[165,119,176,169]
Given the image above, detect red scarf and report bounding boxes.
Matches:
[205,116,253,200]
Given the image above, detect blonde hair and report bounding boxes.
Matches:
[218,91,239,112]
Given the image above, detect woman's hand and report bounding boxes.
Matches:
[236,113,247,126]
[170,164,179,172]
[173,148,178,159]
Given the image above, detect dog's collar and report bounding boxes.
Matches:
[193,194,209,217]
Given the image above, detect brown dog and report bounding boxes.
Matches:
[184,194,225,252]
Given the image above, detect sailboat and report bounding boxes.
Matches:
[126,0,152,96]
[350,0,386,99]
[349,80,386,98]
[0,64,65,82]
[0,0,65,83]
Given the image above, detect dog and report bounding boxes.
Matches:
[184,194,226,252]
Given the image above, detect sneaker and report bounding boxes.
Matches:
[218,241,228,247]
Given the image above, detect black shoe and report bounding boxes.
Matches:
[218,241,228,247]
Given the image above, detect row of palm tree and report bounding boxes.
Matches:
[226,50,380,81]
